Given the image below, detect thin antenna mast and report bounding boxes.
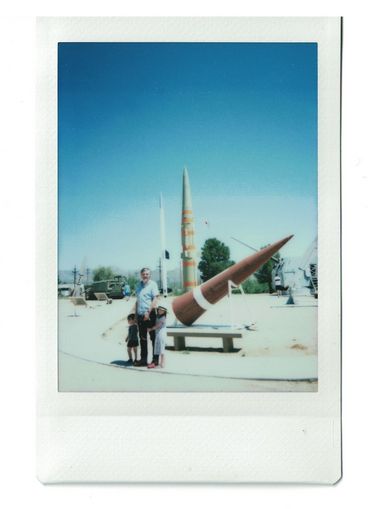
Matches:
[160,193,168,297]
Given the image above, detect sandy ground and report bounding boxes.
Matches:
[58,293,317,392]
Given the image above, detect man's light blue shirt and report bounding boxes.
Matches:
[135,280,159,315]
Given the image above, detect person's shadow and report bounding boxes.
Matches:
[110,360,132,367]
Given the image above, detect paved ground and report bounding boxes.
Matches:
[58,293,318,392]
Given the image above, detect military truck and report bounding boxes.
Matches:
[85,276,125,300]
[58,284,74,298]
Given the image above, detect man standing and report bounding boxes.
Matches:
[134,268,159,367]
[123,282,131,301]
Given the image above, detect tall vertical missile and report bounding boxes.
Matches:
[181,168,197,292]
[173,235,293,325]
[159,193,168,297]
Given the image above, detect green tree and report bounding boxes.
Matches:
[92,266,116,282]
[254,246,280,293]
[173,286,185,296]
[198,238,235,282]
[241,277,269,294]
[125,274,138,292]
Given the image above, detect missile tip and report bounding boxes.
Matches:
[274,234,294,251]
[280,234,294,246]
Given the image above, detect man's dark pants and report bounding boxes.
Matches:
[137,310,157,365]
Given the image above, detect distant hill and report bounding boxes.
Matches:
[58,266,182,286]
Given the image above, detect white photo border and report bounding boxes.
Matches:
[36,17,341,483]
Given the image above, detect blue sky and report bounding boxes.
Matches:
[58,42,317,273]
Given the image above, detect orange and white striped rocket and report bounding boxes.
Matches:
[181,168,197,292]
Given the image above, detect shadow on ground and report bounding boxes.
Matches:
[110,360,132,367]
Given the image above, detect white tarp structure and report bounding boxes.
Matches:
[275,237,318,296]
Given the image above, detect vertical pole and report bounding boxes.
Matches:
[159,193,168,297]
[228,280,234,329]
[73,265,77,293]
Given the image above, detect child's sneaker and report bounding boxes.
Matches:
[147,363,156,369]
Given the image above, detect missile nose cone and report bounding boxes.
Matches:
[273,234,294,250]
[182,167,193,212]
[173,234,293,326]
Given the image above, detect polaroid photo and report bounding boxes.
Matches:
[36,17,341,483]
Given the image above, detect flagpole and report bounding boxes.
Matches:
[160,193,168,297]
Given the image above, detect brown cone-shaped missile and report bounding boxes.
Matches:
[172,235,293,326]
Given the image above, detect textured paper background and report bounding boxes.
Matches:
[36,17,341,483]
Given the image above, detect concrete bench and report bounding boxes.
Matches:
[167,328,243,353]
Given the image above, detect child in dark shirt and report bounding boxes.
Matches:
[126,313,139,364]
